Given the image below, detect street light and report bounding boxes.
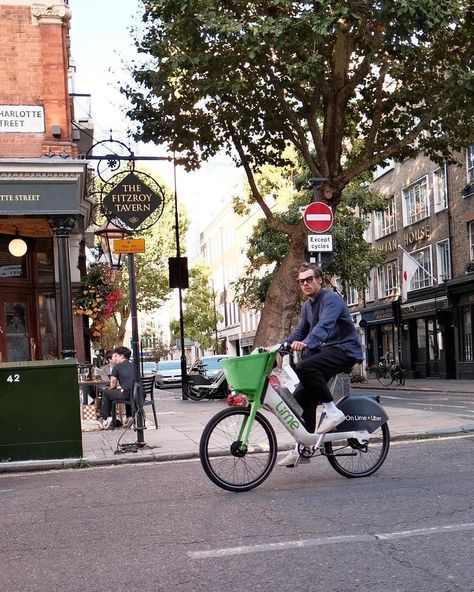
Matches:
[94,220,131,270]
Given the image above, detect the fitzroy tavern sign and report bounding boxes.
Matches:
[103,172,163,229]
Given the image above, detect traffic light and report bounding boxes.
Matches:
[391,299,402,326]
[168,257,189,288]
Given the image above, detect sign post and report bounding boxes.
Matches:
[303,202,334,267]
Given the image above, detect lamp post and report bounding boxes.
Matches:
[94,222,146,447]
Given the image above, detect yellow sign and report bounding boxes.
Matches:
[113,238,145,254]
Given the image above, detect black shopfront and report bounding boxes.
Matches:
[0,160,89,363]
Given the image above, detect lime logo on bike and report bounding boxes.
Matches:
[276,401,300,430]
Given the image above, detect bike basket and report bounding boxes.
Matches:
[220,352,273,400]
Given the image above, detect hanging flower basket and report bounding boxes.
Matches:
[73,263,121,343]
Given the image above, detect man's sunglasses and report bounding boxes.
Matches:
[297,275,315,286]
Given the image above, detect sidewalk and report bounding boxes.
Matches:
[1,379,473,474]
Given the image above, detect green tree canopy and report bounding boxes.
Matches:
[124,1,474,343]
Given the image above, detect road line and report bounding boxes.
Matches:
[188,522,474,559]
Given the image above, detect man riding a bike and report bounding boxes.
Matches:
[279,263,364,467]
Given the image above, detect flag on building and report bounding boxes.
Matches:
[401,249,419,302]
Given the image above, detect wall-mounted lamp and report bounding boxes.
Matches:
[8,228,27,257]
[51,124,62,138]
[95,220,131,271]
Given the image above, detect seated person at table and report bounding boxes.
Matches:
[97,350,115,381]
[99,346,134,430]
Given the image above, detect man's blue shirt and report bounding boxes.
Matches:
[285,289,364,362]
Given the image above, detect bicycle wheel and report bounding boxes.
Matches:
[375,365,392,386]
[186,385,208,401]
[324,422,390,478]
[200,407,277,492]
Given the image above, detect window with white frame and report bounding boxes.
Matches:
[334,278,358,304]
[362,213,372,242]
[433,165,448,211]
[470,222,474,261]
[365,270,375,302]
[411,246,433,290]
[436,239,451,282]
[402,176,429,225]
[467,145,474,184]
[375,196,396,238]
[347,285,359,306]
[377,259,399,298]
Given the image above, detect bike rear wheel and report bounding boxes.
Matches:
[200,407,277,492]
[324,422,390,478]
[375,365,392,386]
[186,385,208,401]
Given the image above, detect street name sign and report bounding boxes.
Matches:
[113,238,145,254]
[103,172,163,229]
[303,202,333,233]
[308,234,333,252]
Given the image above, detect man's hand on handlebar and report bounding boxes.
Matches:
[289,341,307,352]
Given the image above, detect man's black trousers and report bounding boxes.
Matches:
[294,346,356,433]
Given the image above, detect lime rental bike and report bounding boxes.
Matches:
[199,345,390,492]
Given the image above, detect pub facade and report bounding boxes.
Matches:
[0,0,93,364]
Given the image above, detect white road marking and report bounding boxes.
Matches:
[188,522,474,559]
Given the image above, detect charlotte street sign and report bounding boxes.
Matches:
[103,172,163,229]
[303,202,333,233]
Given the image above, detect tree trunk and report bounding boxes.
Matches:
[116,308,130,347]
[254,226,307,347]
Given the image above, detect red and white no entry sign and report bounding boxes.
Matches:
[303,202,333,233]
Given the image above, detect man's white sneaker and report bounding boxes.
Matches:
[277,446,311,468]
[100,416,113,430]
[318,408,345,433]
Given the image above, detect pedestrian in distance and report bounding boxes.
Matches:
[278,263,364,467]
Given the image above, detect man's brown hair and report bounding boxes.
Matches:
[297,263,323,279]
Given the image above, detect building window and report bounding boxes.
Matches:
[365,270,375,302]
[461,306,472,362]
[467,145,474,184]
[402,176,429,226]
[375,196,396,238]
[470,222,474,261]
[436,240,451,283]
[411,246,433,290]
[433,166,448,212]
[335,278,358,305]
[377,259,399,298]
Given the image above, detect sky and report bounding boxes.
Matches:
[68,0,243,251]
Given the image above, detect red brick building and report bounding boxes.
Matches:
[0,0,93,363]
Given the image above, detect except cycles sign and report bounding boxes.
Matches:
[303,202,333,233]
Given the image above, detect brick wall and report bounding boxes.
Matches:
[0,1,76,157]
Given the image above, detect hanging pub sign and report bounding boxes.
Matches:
[103,172,164,229]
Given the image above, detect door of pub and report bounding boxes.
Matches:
[0,294,36,362]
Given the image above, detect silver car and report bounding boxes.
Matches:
[155,360,183,388]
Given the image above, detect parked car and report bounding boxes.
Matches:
[141,361,157,376]
[155,359,183,388]
[193,355,233,380]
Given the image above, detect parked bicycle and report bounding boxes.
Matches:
[199,345,390,492]
[375,353,406,386]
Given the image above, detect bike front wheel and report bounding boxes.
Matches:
[324,422,390,478]
[375,365,392,386]
[199,407,277,492]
